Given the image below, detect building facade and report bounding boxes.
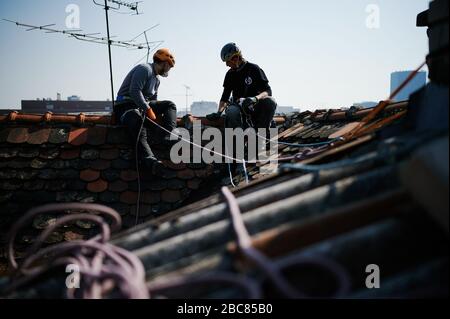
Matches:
[391,71,427,102]
[190,101,218,116]
[21,100,112,114]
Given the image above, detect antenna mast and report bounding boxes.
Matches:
[92,0,143,109]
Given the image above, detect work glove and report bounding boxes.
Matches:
[206,112,222,122]
[242,97,258,115]
[146,107,157,121]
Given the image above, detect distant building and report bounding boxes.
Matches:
[0,109,19,115]
[390,71,427,102]
[21,100,112,114]
[191,101,218,116]
[353,101,378,109]
[67,95,82,101]
[276,106,299,115]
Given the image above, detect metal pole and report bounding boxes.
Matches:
[104,0,115,109]
[186,87,188,115]
[183,85,190,116]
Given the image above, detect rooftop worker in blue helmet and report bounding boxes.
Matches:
[114,48,178,170]
[206,43,277,130]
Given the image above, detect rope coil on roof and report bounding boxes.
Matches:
[5,203,149,299]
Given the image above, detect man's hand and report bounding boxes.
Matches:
[242,97,258,114]
[206,112,222,122]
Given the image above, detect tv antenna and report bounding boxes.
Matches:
[95,0,143,15]
[3,18,164,110]
[93,0,147,109]
[1,19,156,49]
[129,25,165,66]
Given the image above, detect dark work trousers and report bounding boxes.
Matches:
[149,100,178,135]
[117,100,177,161]
[225,97,277,130]
[224,97,277,166]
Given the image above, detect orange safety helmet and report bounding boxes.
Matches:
[153,48,175,67]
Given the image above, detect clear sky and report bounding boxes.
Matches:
[0,0,430,111]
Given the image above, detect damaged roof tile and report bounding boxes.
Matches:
[48,128,69,144]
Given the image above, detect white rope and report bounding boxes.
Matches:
[242,159,250,185]
[227,162,237,188]
[147,117,281,164]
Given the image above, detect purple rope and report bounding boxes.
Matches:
[221,186,351,298]
[5,198,351,299]
[6,202,261,299]
[6,203,149,299]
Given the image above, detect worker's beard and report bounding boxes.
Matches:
[160,65,170,78]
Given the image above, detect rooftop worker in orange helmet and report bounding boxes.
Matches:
[115,48,177,170]
[207,43,277,130]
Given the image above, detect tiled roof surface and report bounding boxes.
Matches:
[106,101,446,298]
[1,95,447,299]
[1,0,448,298]
[0,120,220,274]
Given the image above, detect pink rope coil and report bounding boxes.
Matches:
[6,203,149,299]
[221,186,351,298]
[5,197,351,299]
